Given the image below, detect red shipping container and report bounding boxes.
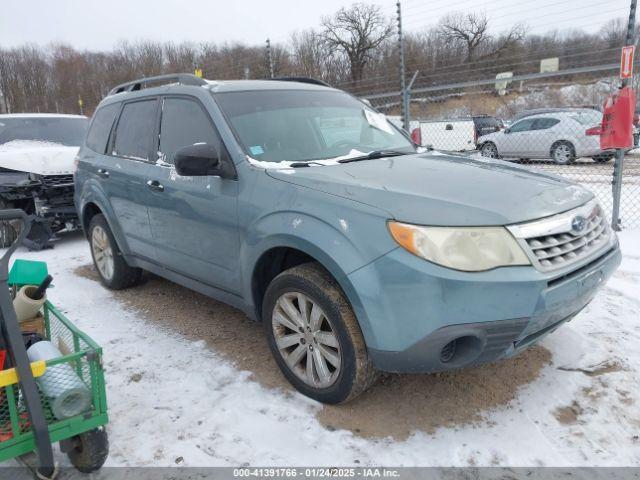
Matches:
[601,86,636,150]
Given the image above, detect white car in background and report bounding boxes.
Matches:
[477,110,614,164]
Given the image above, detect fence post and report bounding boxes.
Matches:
[396,1,408,131]
[266,38,275,79]
[612,0,637,231]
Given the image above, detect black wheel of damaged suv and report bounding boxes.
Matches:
[88,214,143,290]
[262,262,378,404]
[0,220,17,249]
[0,200,19,248]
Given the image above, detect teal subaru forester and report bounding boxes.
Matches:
[75,74,620,403]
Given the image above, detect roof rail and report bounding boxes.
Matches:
[270,76,331,87]
[108,73,207,96]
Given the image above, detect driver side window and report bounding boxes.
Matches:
[509,118,535,133]
[159,97,221,165]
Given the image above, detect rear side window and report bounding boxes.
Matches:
[113,99,157,160]
[86,103,119,153]
[159,98,222,164]
[532,118,560,130]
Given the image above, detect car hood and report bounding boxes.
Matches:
[0,140,78,175]
[265,152,593,226]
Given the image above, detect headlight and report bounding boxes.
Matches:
[388,221,530,271]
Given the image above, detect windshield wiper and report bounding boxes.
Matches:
[289,161,327,168]
[337,150,409,164]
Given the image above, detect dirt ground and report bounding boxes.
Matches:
[76,264,551,441]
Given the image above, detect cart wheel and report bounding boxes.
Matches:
[65,427,109,473]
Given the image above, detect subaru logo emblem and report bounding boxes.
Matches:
[571,215,587,233]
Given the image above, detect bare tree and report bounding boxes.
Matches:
[320,3,393,84]
[439,12,525,63]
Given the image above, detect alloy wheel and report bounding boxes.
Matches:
[481,143,498,158]
[91,226,114,281]
[553,144,572,163]
[272,292,341,388]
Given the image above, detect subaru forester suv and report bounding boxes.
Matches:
[75,74,620,404]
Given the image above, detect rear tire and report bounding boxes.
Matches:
[88,214,142,290]
[550,141,576,165]
[66,427,109,473]
[262,262,377,404]
[592,154,614,163]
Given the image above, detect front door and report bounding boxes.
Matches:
[500,118,536,157]
[145,96,241,293]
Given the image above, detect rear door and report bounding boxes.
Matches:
[145,95,241,292]
[104,98,158,259]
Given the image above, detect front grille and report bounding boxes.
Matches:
[41,174,74,188]
[507,200,613,272]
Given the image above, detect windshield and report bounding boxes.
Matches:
[215,90,415,163]
[0,117,88,147]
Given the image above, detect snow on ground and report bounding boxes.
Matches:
[6,230,640,468]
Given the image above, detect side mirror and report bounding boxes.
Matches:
[504,128,511,134]
[174,144,220,177]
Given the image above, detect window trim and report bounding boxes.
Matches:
[108,96,160,163]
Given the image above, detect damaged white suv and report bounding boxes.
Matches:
[0,113,88,248]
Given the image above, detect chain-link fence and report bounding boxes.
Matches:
[364,70,640,229]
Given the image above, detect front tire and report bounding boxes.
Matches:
[88,214,142,290]
[551,141,576,165]
[263,263,377,404]
[480,142,499,158]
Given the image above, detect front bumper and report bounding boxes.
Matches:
[347,241,621,373]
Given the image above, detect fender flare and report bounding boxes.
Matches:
[241,213,379,344]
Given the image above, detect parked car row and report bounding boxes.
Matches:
[65,74,619,403]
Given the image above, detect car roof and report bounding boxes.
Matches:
[515,110,600,121]
[0,113,87,119]
[106,78,335,100]
[203,79,335,93]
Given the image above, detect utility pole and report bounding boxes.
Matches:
[611,0,637,231]
[397,1,409,132]
[266,38,274,79]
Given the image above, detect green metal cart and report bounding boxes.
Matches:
[0,210,109,477]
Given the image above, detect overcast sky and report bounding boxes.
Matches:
[0,0,631,51]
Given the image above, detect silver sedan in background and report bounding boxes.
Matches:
[477,110,614,164]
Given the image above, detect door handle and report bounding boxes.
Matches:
[146,180,164,192]
[96,168,110,178]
